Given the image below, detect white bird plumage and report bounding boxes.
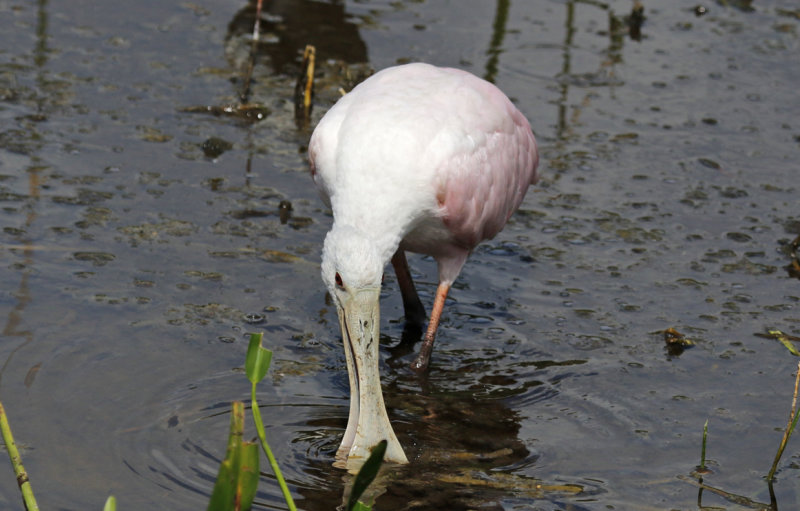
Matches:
[309,62,539,469]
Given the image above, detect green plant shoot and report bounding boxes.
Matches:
[103,495,117,511]
[246,332,273,385]
[767,361,800,481]
[207,401,259,511]
[0,401,39,511]
[246,333,297,511]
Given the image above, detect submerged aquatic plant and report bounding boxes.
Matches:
[683,360,800,509]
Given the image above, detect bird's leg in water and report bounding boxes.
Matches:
[411,281,451,372]
[391,250,427,326]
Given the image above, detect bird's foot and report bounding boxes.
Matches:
[410,341,433,373]
[410,356,429,373]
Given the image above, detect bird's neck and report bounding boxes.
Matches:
[330,216,406,266]
[330,180,431,265]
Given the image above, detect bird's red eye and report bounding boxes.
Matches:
[335,272,344,288]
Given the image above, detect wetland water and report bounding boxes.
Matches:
[1,0,799,509]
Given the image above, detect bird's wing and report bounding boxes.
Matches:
[430,74,539,250]
[309,64,539,255]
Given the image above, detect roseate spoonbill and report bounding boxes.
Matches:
[309,63,539,467]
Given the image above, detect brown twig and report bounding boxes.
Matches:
[294,45,316,122]
[677,475,769,509]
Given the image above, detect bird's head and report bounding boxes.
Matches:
[321,225,383,300]
[320,225,407,469]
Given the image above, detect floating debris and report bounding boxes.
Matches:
[664,327,694,346]
[73,251,116,267]
[200,137,233,158]
[448,448,513,462]
[137,125,172,143]
[438,470,582,497]
[697,157,722,170]
[755,329,800,356]
[180,103,270,122]
[663,327,695,356]
[259,250,300,264]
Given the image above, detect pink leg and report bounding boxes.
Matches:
[411,281,451,372]
[391,250,426,326]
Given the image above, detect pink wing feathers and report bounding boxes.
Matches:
[430,70,539,250]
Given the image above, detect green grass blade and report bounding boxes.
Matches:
[767,361,800,481]
[237,441,260,511]
[246,333,273,385]
[207,459,235,511]
[207,402,246,511]
[103,495,117,511]
[346,440,387,511]
[0,401,39,511]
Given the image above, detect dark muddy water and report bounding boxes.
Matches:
[1,0,799,509]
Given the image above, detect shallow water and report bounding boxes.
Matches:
[1,0,799,509]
